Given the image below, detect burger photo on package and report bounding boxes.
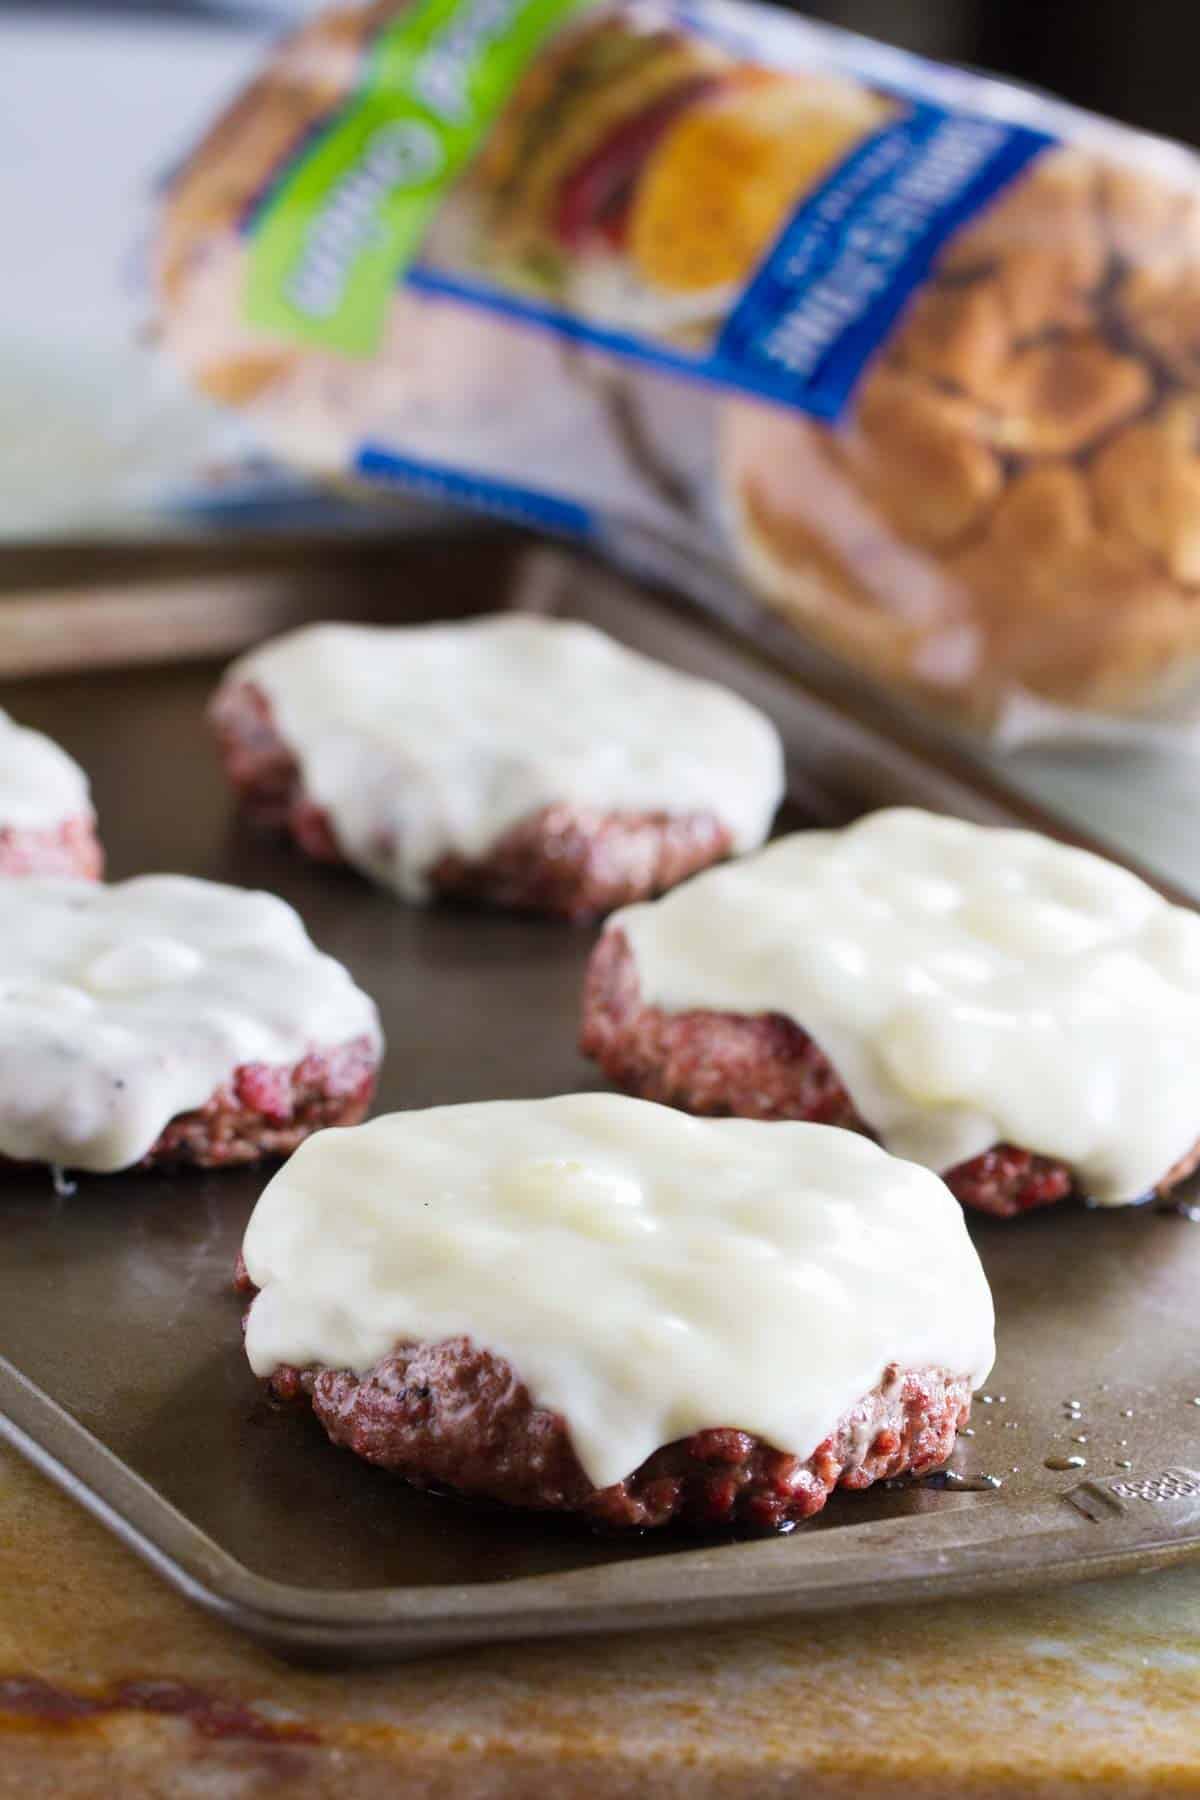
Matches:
[431,10,891,346]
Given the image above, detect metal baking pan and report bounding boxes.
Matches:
[2,546,1200,1664]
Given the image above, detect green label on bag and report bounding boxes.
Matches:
[245,0,582,354]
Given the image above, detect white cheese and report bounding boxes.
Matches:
[0,709,92,831]
[0,875,381,1171]
[221,614,784,900]
[241,1093,994,1490]
[613,807,1200,1205]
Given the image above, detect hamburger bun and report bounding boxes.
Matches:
[720,145,1200,720]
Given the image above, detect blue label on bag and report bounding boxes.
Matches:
[714,105,1051,419]
[355,445,595,536]
[401,92,1050,422]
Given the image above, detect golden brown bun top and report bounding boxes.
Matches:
[723,144,1200,716]
[469,12,731,250]
[627,71,888,295]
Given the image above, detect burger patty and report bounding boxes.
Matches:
[0,816,103,881]
[580,928,1200,1217]
[140,1035,378,1170]
[234,1286,971,1531]
[210,680,734,922]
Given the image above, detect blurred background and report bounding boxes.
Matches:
[790,0,1199,146]
[2,0,1196,140]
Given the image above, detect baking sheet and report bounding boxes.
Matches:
[2,551,1200,1662]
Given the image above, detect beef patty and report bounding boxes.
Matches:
[210,680,734,922]
[135,1035,378,1170]
[235,1265,971,1532]
[580,927,1200,1217]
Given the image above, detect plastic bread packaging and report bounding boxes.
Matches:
[153,0,1200,741]
[0,6,455,543]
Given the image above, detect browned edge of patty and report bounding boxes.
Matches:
[232,1267,971,1532]
[208,678,735,920]
[579,927,1200,1217]
[0,816,103,881]
[137,1035,378,1170]
[1,1038,378,1178]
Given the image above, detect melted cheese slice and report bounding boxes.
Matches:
[221,614,784,901]
[0,875,381,1171]
[0,709,92,830]
[613,807,1200,1205]
[242,1093,994,1490]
